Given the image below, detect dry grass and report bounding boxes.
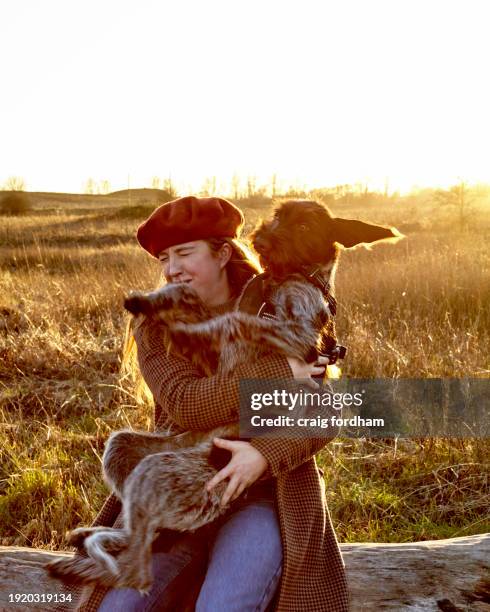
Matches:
[0,193,489,549]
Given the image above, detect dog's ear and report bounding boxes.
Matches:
[332,218,404,249]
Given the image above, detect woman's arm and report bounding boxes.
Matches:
[133,318,292,431]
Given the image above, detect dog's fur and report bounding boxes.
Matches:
[47,200,401,592]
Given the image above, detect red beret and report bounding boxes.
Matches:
[137,196,244,257]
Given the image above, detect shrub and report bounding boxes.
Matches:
[0,192,31,215]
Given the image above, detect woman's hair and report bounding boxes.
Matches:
[206,236,262,297]
[121,235,262,407]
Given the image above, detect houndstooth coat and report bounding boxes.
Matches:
[63,299,349,612]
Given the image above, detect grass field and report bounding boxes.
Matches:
[1,189,489,549]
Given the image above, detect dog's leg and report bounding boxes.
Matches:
[45,553,119,587]
[83,529,129,577]
[115,470,162,593]
[66,526,127,552]
[113,452,175,592]
[49,527,128,584]
[115,515,157,593]
[113,444,224,593]
[61,431,204,556]
[98,433,237,592]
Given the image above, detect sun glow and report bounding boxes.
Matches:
[1,0,489,194]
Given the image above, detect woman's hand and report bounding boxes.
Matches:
[206,438,268,506]
[287,355,328,387]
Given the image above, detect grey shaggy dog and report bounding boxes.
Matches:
[47,200,401,592]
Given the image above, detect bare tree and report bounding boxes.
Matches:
[84,178,96,195]
[384,177,390,198]
[200,177,217,197]
[200,179,210,197]
[99,180,111,195]
[2,176,26,191]
[434,180,476,230]
[162,177,177,199]
[270,174,278,199]
[246,176,256,198]
[231,174,240,199]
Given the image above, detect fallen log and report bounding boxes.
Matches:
[341,533,490,611]
[0,534,488,611]
[0,547,72,611]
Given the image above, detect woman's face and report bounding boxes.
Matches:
[158,240,231,305]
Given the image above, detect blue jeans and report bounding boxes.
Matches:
[98,494,282,612]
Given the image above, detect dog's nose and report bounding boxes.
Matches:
[124,294,145,315]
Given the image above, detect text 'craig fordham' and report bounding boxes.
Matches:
[249,414,385,429]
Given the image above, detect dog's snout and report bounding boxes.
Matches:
[124,294,145,315]
[124,293,157,316]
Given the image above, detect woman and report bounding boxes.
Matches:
[77,195,349,612]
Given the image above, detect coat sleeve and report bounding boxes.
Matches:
[90,493,122,528]
[133,317,293,431]
[249,434,336,478]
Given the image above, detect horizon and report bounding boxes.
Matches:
[1,1,489,195]
[3,176,490,199]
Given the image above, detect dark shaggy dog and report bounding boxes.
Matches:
[47,200,401,592]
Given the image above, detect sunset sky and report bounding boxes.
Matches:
[1,0,489,195]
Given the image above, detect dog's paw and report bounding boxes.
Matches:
[66,527,96,549]
[45,557,68,578]
[45,557,84,583]
[46,555,120,587]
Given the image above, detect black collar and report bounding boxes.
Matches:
[299,265,332,297]
[298,265,337,317]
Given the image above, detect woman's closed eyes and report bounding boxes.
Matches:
[159,249,193,263]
